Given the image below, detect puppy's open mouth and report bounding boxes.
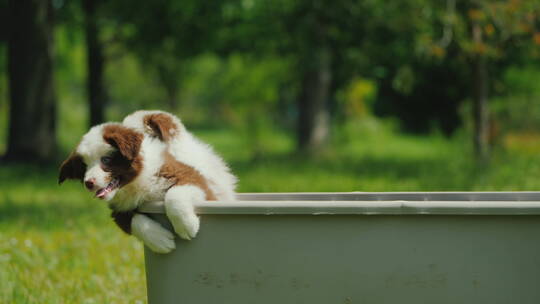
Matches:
[95,178,120,199]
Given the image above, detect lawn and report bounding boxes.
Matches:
[1,127,540,303]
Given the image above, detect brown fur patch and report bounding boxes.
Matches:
[58,153,87,184]
[111,210,135,234]
[102,125,144,188]
[103,125,144,160]
[143,113,178,141]
[158,151,216,200]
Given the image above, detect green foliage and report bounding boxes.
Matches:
[417,0,540,60]
[337,77,377,120]
[492,65,540,132]
[106,53,167,116]
[178,54,294,158]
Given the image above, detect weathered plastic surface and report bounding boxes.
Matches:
[142,192,540,304]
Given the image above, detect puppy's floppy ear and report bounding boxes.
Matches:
[103,125,143,161]
[143,113,178,141]
[58,153,86,184]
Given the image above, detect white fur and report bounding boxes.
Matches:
[74,111,237,254]
[112,136,170,211]
[164,185,204,240]
[77,123,119,201]
[123,110,237,202]
[122,110,185,138]
[131,214,175,254]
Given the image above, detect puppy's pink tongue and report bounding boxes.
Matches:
[96,188,109,199]
[95,179,120,199]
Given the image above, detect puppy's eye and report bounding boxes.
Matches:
[101,156,113,166]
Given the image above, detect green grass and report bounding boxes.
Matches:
[0,166,146,303]
[2,127,540,303]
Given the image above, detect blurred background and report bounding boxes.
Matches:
[1,0,540,302]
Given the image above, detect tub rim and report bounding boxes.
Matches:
[137,192,540,215]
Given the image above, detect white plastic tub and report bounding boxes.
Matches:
[139,192,540,304]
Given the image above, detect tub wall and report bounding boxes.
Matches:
[145,214,540,304]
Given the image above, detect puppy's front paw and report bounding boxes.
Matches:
[132,214,176,254]
[144,226,176,253]
[170,212,200,240]
[164,185,204,240]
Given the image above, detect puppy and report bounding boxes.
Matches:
[59,110,237,253]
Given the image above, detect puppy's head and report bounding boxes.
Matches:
[59,123,143,202]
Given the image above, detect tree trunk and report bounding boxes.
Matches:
[472,23,489,161]
[297,47,332,153]
[164,85,179,110]
[83,0,106,127]
[5,0,57,162]
[157,64,180,110]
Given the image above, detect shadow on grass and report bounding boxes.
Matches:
[0,163,109,231]
[0,199,107,231]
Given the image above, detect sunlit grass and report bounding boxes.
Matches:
[2,126,540,303]
[0,167,146,304]
[0,229,145,304]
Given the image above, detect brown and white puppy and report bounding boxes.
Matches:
[59,111,237,253]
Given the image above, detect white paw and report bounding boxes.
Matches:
[131,214,176,254]
[169,212,200,240]
[165,185,204,240]
[143,225,176,253]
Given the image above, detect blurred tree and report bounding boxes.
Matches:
[155,49,182,109]
[220,0,367,153]
[351,0,469,136]
[276,1,365,153]
[4,0,57,162]
[297,46,332,152]
[0,0,7,43]
[105,0,228,111]
[491,66,540,136]
[420,0,540,160]
[83,0,107,126]
[54,0,107,127]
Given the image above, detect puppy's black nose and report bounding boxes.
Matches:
[84,179,95,190]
